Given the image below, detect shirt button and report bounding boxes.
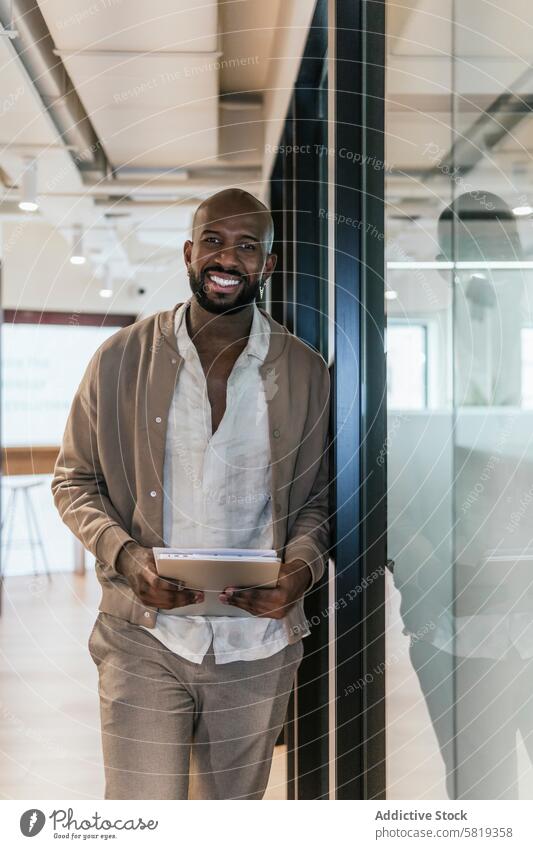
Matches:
[144,611,151,618]
[273,428,280,438]
[150,490,157,497]
[155,416,162,423]
[171,358,177,364]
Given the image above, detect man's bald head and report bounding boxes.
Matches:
[192,188,274,252]
[184,187,277,315]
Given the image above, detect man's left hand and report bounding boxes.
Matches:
[219,559,311,618]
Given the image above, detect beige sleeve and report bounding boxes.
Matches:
[283,361,331,588]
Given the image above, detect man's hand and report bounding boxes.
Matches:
[116,542,204,610]
[218,559,311,618]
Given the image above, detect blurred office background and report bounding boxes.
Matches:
[0,0,299,799]
[2,0,533,801]
[385,0,533,799]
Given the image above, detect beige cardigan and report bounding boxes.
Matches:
[52,303,331,643]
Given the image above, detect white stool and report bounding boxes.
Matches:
[1,478,51,579]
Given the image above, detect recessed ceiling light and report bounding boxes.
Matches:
[99,266,113,298]
[18,158,39,213]
[70,224,86,265]
[512,205,533,216]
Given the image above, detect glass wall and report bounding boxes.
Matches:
[386,0,533,799]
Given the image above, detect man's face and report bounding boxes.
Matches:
[183,200,277,315]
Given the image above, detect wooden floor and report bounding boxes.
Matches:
[0,571,286,799]
[3,567,502,800]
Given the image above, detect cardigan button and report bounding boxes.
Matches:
[144,611,151,618]
[273,428,280,438]
[150,490,157,498]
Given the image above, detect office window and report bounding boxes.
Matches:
[2,322,120,446]
[386,322,428,410]
[1,312,135,576]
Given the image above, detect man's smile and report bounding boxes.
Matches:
[204,269,243,292]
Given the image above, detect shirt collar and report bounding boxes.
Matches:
[245,301,271,362]
[174,299,195,361]
[174,298,271,364]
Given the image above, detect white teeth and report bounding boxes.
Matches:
[210,274,240,287]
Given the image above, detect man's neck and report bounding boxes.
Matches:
[186,296,255,356]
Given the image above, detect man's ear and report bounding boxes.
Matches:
[264,252,277,277]
[183,239,193,268]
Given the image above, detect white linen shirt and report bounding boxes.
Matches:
[139,298,291,664]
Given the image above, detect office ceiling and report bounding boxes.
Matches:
[386,0,533,260]
[0,0,282,308]
[386,0,533,198]
[38,0,220,170]
[3,0,528,314]
[386,0,533,312]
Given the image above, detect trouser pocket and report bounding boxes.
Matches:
[87,612,105,663]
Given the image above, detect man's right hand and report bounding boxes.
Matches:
[116,542,204,610]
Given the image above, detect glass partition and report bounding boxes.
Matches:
[386,0,533,799]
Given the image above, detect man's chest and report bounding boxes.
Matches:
[163,357,273,537]
[196,346,247,435]
[166,354,269,461]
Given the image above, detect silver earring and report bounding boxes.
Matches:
[260,276,270,299]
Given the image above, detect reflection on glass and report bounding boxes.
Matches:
[385,0,533,800]
[439,192,525,407]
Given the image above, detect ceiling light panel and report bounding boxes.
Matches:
[36,0,218,52]
[37,0,219,169]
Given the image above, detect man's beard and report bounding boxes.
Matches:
[188,267,262,315]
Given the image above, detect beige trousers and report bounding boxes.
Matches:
[88,612,303,800]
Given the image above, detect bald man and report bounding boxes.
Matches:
[53,188,330,799]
